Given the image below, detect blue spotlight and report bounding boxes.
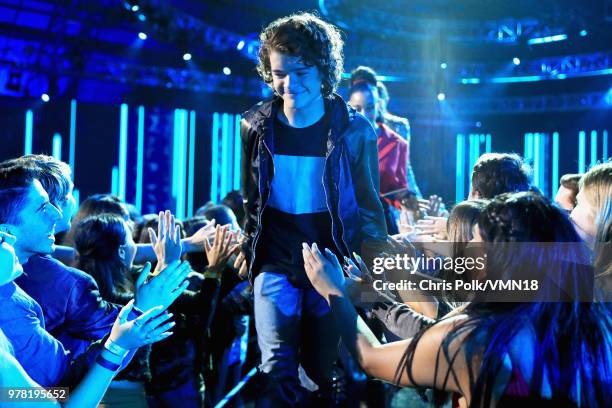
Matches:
[131,5,139,12]
[579,30,587,37]
[41,93,50,102]
[183,53,192,61]
[605,87,612,105]
[440,62,447,69]
[138,14,146,21]
[223,67,232,75]
[437,92,446,101]
[138,32,147,40]
[513,57,521,66]
[237,40,245,50]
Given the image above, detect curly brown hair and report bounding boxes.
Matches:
[256,12,344,97]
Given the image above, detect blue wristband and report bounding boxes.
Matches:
[96,354,121,372]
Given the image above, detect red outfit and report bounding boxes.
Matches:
[377,122,408,196]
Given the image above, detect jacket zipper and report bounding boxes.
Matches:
[249,139,274,277]
[323,131,350,257]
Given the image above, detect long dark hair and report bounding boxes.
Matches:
[438,199,488,307]
[63,194,129,246]
[397,192,612,407]
[447,199,488,260]
[73,214,133,302]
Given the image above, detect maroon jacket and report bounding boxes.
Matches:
[377,122,408,196]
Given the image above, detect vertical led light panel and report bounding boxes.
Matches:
[455,134,465,203]
[69,100,77,177]
[52,133,62,160]
[187,110,196,217]
[118,104,128,201]
[24,110,33,155]
[135,106,145,212]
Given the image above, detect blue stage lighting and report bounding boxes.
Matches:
[580,30,587,37]
[24,110,33,155]
[605,87,612,105]
[183,53,192,61]
[461,78,480,84]
[138,32,147,40]
[527,34,567,45]
[237,40,245,50]
[223,67,232,75]
[437,93,445,101]
[440,62,447,69]
[513,57,521,65]
[41,93,50,102]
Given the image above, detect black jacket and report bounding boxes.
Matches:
[240,93,388,280]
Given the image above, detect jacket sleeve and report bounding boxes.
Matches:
[369,301,434,341]
[61,271,118,342]
[345,116,388,243]
[402,124,422,198]
[397,139,408,189]
[3,306,70,387]
[240,118,258,264]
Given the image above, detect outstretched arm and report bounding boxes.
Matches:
[302,243,469,394]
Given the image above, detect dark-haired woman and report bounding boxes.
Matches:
[74,213,232,407]
[303,192,611,407]
[74,213,155,407]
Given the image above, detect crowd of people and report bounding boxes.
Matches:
[0,11,610,408]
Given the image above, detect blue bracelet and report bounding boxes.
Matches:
[96,354,121,372]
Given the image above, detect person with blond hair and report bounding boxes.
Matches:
[570,161,612,298]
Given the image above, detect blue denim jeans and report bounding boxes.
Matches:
[254,272,340,407]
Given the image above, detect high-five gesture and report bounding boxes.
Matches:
[109,300,175,349]
[181,219,216,253]
[134,261,191,311]
[302,243,346,303]
[148,210,183,271]
[204,225,239,276]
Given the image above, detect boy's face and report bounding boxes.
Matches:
[1,179,62,262]
[269,50,323,111]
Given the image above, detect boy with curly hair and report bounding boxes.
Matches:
[239,12,387,406]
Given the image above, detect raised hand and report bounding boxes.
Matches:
[233,250,248,279]
[109,300,175,349]
[204,225,239,275]
[182,219,216,252]
[134,261,191,311]
[302,243,345,302]
[398,206,417,235]
[344,253,374,283]
[343,257,387,307]
[415,215,448,240]
[148,210,183,271]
